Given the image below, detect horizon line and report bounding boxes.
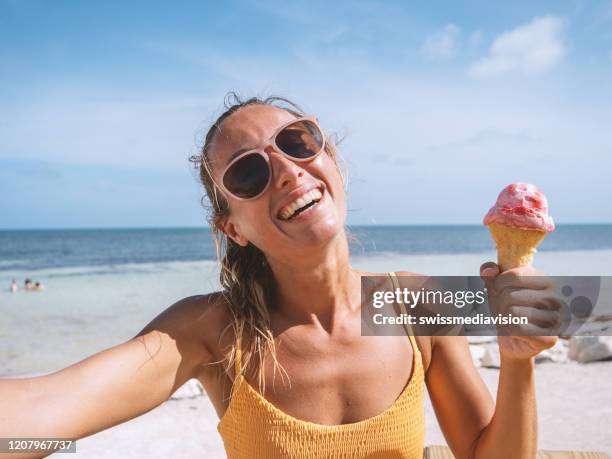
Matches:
[2,222,612,232]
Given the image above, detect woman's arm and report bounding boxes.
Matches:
[427,264,559,459]
[472,354,537,459]
[427,336,540,459]
[0,294,216,458]
[426,335,495,458]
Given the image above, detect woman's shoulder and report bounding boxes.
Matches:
[355,268,429,292]
[168,292,235,362]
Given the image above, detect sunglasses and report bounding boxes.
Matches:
[219,116,325,200]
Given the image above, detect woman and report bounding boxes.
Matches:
[1,94,559,459]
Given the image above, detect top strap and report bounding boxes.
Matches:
[387,271,417,341]
[234,332,243,379]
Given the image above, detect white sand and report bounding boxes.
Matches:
[352,249,612,276]
[74,361,612,458]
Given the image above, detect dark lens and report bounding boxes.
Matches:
[223,153,270,199]
[275,120,324,159]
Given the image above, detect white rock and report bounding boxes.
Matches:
[170,378,204,400]
[469,345,486,367]
[467,336,497,344]
[481,344,500,369]
[568,336,612,363]
[535,340,569,364]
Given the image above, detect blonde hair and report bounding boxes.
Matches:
[190,92,344,395]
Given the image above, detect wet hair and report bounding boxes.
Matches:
[189,92,344,394]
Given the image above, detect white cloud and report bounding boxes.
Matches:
[468,30,484,46]
[469,16,567,78]
[0,93,213,169]
[421,24,461,59]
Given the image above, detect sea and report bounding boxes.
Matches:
[1,224,612,378]
[1,224,612,272]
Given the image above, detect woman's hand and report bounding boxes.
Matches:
[480,262,561,361]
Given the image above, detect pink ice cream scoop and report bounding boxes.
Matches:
[483,183,555,232]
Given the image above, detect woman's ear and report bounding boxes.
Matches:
[216,215,249,247]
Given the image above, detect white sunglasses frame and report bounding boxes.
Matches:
[218,116,326,201]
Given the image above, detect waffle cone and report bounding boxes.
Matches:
[487,223,547,271]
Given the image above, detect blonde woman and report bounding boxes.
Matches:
[1,94,559,459]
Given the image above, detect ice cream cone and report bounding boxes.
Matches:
[487,223,547,270]
[483,183,555,271]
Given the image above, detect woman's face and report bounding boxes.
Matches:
[208,105,347,256]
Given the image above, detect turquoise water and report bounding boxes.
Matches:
[1,225,611,272]
[1,225,612,272]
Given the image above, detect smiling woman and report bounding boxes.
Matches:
[188,94,433,458]
[188,93,348,397]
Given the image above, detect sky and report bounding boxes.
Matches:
[1,0,611,229]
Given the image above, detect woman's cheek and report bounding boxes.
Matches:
[244,205,276,237]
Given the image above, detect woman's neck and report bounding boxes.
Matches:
[267,230,361,333]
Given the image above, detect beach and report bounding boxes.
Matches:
[1,232,612,457]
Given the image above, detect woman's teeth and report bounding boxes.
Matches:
[279,189,323,221]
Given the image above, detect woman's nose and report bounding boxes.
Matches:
[266,146,304,189]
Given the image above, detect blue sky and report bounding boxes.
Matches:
[1,0,611,229]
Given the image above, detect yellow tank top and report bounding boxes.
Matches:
[217,272,425,458]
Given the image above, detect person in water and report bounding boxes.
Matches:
[0,94,560,459]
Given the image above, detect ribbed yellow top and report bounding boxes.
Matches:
[217,272,425,458]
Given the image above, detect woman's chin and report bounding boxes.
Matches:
[287,213,346,247]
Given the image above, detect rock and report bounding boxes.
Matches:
[535,340,569,364]
[469,345,486,367]
[467,336,497,344]
[170,379,204,400]
[568,336,612,363]
[481,344,500,369]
